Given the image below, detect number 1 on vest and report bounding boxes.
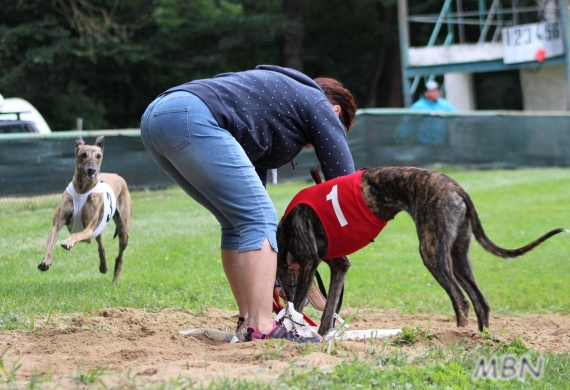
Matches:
[326,185,348,227]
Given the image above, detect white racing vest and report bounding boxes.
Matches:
[66,181,116,238]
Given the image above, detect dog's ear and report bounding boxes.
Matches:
[75,137,85,151]
[95,136,105,151]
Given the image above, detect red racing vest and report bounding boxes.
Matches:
[283,169,388,258]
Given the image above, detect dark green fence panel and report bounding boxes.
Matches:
[0,130,173,197]
[2,110,570,197]
[275,110,570,182]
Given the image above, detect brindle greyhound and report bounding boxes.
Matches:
[38,136,131,282]
[276,166,567,335]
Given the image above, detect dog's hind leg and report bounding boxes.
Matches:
[108,185,131,282]
[111,209,129,282]
[451,220,490,331]
[417,206,471,327]
[95,235,108,274]
[420,245,470,327]
[318,256,351,335]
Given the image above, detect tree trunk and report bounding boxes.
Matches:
[366,5,403,107]
[280,0,304,71]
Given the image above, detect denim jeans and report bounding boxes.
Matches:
[140,91,278,253]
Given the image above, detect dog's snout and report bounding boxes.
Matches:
[87,168,97,176]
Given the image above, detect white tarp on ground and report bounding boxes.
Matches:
[179,302,401,343]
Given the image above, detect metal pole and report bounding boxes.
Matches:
[478,0,486,32]
[427,0,454,47]
[397,0,412,107]
[558,0,570,110]
[457,0,465,43]
[478,0,500,43]
[512,0,519,25]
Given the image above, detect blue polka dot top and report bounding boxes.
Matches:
[164,65,354,182]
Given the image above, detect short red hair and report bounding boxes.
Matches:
[314,77,357,131]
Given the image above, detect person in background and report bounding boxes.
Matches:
[399,80,457,145]
[411,80,457,113]
[140,65,356,343]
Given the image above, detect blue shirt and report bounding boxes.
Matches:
[410,96,457,112]
[399,96,457,145]
[164,65,354,184]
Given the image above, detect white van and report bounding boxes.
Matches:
[0,94,52,134]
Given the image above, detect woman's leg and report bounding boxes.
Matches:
[140,140,253,320]
[221,249,247,318]
[141,92,277,334]
[222,240,276,333]
[240,239,276,332]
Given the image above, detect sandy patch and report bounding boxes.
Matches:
[1,307,569,388]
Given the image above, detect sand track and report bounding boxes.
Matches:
[2,307,569,388]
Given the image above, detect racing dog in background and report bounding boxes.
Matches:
[38,136,131,282]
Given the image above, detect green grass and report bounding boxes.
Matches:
[153,341,570,389]
[1,167,570,388]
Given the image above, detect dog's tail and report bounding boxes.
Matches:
[462,189,568,258]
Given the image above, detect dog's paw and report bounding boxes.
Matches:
[61,241,73,250]
[99,265,108,274]
[37,262,50,271]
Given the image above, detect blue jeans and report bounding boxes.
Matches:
[140,91,278,253]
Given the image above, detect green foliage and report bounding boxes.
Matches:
[304,0,398,106]
[199,339,570,389]
[0,346,21,385]
[0,0,283,130]
[153,0,243,31]
[257,339,300,361]
[270,352,559,389]
[321,313,355,354]
[68,364,109,386]
[499,335,529,356]
[392,326,422,346]
[51,83,109,130]
[0,0,402,131]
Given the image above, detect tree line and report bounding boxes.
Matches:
[1,0,438,131]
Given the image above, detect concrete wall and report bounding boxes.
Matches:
[520,65,568,111]
[443,65,569,112]
[444,72,476,111]
[408,43,503,66]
